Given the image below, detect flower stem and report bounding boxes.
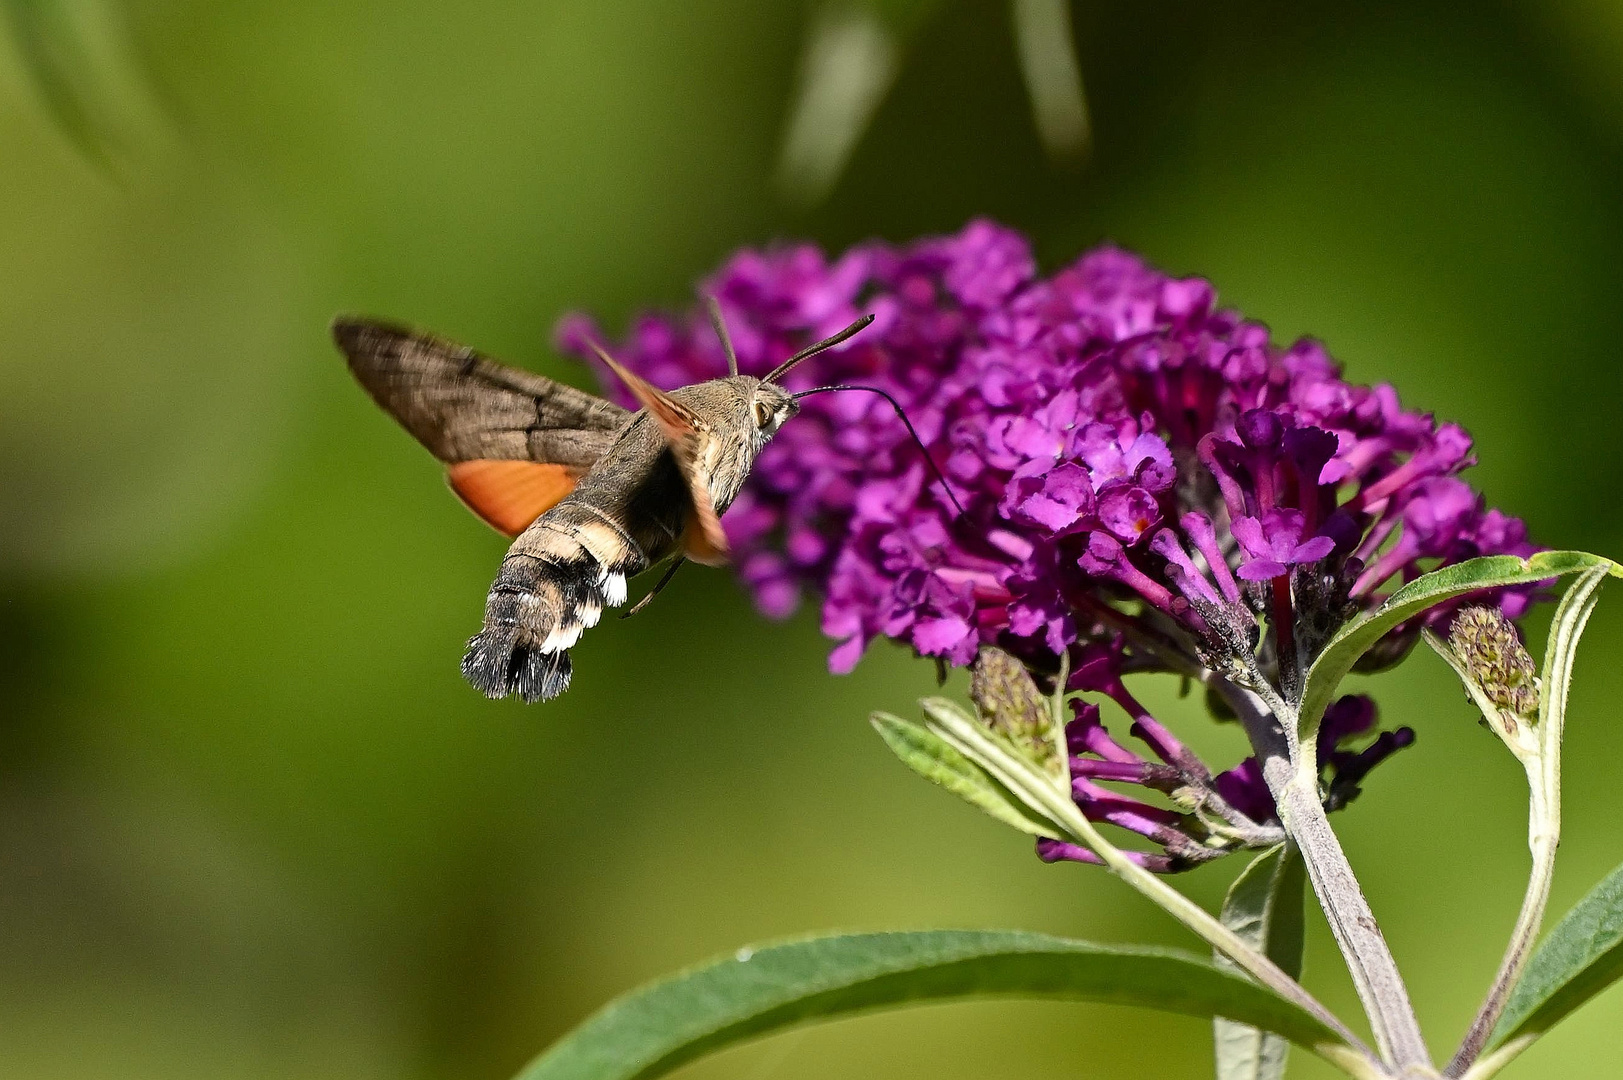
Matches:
[1045,792,1385,1076]
[1228,684,1435,1074]
[1273,767,1434,1073]
[1444,735,1561,1073]
[1452,1035,1537,1080]
[1047,647,1071,770]
[1271,574,1301,694]
[929,699,1382,1073]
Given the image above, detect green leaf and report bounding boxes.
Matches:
[1299,551,1618,739]
[1012,0,1091,161]
[514,930,1349,1080]
[1491,859,1623,1048]
[1215,845,1308,1080]
[871,711,1063,837]
[774,4,898,207]
[1539,564,1608,745]
[914,696,1087,841]
[774,0,951,206]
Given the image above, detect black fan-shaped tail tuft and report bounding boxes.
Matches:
[461,625,521,698]
[462,634,572,703]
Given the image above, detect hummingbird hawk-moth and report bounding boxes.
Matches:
[333,301,876,703]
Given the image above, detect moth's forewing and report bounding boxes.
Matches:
[334,316,629,467]
[334,316,633,533]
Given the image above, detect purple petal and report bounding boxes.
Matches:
[1291,535,1336,564]
[1237,559,1289,581]
[828,635,867,674]
[1098,487,1162,543]
[911,616,973,656]
[1215,758,1277,824]
[1230,516,1270,560]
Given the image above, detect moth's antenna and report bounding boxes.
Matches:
[792,384,966,516]
[705,295,739,378]
[763,314,875,384]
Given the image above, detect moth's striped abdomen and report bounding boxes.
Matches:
[462,506,643,702]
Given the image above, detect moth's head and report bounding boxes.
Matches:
[747,379,798,444]
[699,297,869,450]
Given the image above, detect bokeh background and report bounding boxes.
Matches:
[4,2,1623,1078]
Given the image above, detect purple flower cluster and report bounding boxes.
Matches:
[561,219,1534,869]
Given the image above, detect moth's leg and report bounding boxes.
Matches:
[619,558,685,619]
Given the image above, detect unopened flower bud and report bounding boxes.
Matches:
[1448,606,1539,719]
[969,647,1061,775]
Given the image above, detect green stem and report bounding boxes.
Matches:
[1445,704,1564,1073]
[1444,778,1556,1074]
[1043,791,1386,1077]
[1274,764,1433,1073]
[1047,647,1070,769]
[1227,685,1434,1075]
[1453,1034,1537,1080]
[933,709,1382,1072]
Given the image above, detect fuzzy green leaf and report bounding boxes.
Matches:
[1492,859,1623,1047]
[916,695,1080,833]
[1299,551,1618,739]
[1538,564,1607,741]
[513,930,1348,1080]
[1215,845,1308,1080]
[871,711,1062,837]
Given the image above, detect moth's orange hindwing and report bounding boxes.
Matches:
[447,459,584,537]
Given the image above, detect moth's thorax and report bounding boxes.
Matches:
[670,376,798,514]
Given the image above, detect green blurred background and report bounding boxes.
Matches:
[3,2,1623,1078]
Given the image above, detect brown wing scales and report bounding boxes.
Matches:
[334,316,629,467]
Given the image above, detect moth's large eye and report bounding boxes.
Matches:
[752,398,775,429]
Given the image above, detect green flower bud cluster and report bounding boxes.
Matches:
[1447,606,1540,721]
[969,647,1063,778]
